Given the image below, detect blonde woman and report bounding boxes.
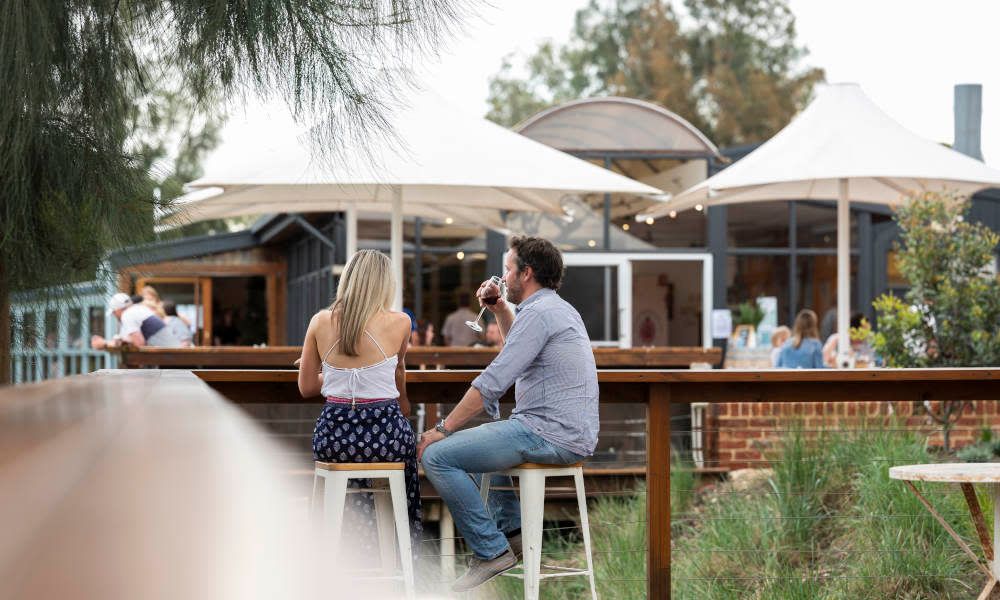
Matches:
[297,250,421,548]
[140,285,167,318]
[776,310,825,369]
[769,325,791,368]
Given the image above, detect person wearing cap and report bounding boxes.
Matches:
[90,293,183,349]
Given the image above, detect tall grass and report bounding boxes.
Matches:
[672,422,985,599]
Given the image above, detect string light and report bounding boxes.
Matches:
[622,223,630,231]
[456,251,465,260]
[669,210,677,219]
[444,217,454,225]
[587,239,597,247]
[645,217,654,225]
[695,204,704,211]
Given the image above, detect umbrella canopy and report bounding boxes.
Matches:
[643,83,1000,360]
[167,187,510,230]
[180,90,662,309]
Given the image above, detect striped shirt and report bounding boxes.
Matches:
[471,288,599,456]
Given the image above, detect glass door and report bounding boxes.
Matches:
[561,255,631,347]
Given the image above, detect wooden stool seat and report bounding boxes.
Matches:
[314,461,405,471]
[513,461,584,470]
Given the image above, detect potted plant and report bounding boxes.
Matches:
[731,301,765,348]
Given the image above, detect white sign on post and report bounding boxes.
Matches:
[711,309,733,339]
[756,296,778,346]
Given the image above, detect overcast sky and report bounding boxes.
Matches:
[215,1,1000,172]
[414,0,1000,167]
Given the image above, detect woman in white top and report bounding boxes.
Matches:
[297,249,421,549]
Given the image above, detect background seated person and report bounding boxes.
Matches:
[91,293,183,349]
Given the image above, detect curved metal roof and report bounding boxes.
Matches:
[516,97,721,158]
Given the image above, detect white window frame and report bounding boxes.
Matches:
[563,252,713,349]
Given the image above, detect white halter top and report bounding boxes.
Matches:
[320,330,399,402]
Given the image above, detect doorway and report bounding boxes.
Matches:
[562,252,713,348]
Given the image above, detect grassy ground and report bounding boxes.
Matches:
[671,424,985,599]
[446,424,990,599]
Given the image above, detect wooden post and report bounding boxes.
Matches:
[647,382,670,598]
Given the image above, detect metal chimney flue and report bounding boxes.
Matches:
[954,84,984,161]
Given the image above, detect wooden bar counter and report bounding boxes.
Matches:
[120,345,722,369]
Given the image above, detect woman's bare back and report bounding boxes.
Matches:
[314,309,408,368]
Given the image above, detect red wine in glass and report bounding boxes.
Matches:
[466,275,504,332]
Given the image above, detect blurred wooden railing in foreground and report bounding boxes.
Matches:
[0,370,322,600]
[194,367,1000,598]
[120,345,721,369]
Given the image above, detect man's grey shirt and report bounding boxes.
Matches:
[471,288,599,456]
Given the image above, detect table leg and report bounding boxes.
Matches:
[974,483,1000,600]
[978,579,997,600]
[903,481,993,579]
[962,483,994,562]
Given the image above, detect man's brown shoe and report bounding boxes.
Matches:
[451,549,518,592]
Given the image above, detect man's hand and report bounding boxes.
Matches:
[417,429,445,461]
[476,278,507,314]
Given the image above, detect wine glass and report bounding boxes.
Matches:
[466,275,505,333]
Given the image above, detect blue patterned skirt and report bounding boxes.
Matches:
[312,399,422,550]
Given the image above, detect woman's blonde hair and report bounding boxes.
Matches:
[329,249,395,356]
[791,309,819,349]
[771,325,791,348]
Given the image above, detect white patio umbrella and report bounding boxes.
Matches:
[167,187,511,231]
[642,83,1000,360]
[178,90,662,309]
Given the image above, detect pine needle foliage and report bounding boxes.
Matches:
[1,0,468,381]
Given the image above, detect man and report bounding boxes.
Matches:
[441,294,480,347]
[478,321,504,349]
[91,292,183,349]
[418,236,599,592]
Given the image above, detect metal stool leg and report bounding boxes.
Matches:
[389,471,415,600]
[574,468,598,599]
[440,506,456,581]
[480,472,492,503]
[373,486,397,576]
[310,470,321,518]
[519,471,546,600]
[321,471,349,562]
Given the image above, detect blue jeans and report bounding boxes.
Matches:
[421,419,585,560]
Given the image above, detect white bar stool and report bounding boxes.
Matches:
[481,462,597,600]
[312,461,415,599]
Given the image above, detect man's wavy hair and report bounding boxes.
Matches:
[509,236,564,291]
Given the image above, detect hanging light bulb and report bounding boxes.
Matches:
[694,204,704,212]
[622,223,630,231]
[645,217,655,225]
[456,251,465,260]
[669,210,677,219]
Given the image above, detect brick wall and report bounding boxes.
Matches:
[706,400,1000,470]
